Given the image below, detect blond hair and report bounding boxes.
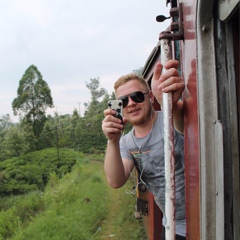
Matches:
[114,73,150,92]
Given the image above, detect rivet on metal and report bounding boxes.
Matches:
[202,25,208,32]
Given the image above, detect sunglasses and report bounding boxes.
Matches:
[118,91,149,108]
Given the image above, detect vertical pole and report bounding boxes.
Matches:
[160,38,176,240]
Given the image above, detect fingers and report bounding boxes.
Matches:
[102,110,124,141]
[154,60,182,93]
[102,115,123,128]
[164,59,179,69]
[159,74,183,93]
[162,80,184,94]
[152,60,179,83]
[102,113,123,130]
[152,62,163,81]
[151,60,184,106]
[103,108,116,117]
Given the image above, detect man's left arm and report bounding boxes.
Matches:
[173,99,184,134]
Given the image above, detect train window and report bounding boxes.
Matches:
[218,0,240,21]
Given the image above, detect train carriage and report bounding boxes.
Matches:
[136,0,240,239]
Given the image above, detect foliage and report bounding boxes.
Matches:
[133,66,144,76]
[0,73,135,160]
[0,68,146,239]
[1,124,35,159]
[0,148,78,195]
[0,154,145,240]
[84,77,107,118]
[37,112,107,154]
[0,191,44,239]
[0,114,12,131]
[12,65,54,146]
[38,77,108,154]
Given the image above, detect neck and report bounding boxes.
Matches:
[134,110,157,138]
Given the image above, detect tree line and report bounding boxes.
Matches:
[0,65,142,162]
[0,65,113,162]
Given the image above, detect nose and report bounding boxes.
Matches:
[126,96,136,107]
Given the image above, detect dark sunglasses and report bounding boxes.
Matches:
[118,91,149,108]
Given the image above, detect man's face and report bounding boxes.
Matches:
[116,79,152,126]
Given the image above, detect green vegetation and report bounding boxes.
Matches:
[0,148,78,195]
[0,65,143,160]
[0,153,145,240]
[0,77,110,160]
[12,65,54,147]
[0,66,146,239]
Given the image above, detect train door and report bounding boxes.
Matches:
[197,0,240,239]
[140,0,239,239]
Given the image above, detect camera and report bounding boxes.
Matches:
[108,100,123,123]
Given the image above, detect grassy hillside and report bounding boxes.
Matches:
[0,152,145,239]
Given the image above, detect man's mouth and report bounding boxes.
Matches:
[128,108,140,114]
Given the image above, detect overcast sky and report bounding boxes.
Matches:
[0,0,170,122]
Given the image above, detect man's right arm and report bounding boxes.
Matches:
[102,109,134,188]
[104,140,134,188]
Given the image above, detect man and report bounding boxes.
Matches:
[102,60,186,239]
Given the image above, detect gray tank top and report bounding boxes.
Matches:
[120,111,186,236]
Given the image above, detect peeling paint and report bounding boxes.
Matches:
[161,38,176,240]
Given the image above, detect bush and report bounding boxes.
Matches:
[0,148,79,195]
[0,208,19,238]
[12,157,108,240]
[0,154,145,240]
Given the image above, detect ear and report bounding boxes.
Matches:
[149,90,154,104]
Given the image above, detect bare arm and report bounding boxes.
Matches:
[172,100,184,134]
[151,60,184,134]
[102,109,134,188]
[104,140,134,188]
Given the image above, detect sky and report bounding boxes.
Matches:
[0,0,170,122]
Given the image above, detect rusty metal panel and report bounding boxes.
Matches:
[142,193,162,240]
[181,0,201,239]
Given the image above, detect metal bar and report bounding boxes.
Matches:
[160,38,175,240]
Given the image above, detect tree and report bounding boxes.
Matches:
[86,77,107,102]
[84,78,107,118]
[133,66,143,76]
[1,124,34,158]
[0,114,12,131]
[12,65,54,146]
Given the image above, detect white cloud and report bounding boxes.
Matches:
[0,0,170,121]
